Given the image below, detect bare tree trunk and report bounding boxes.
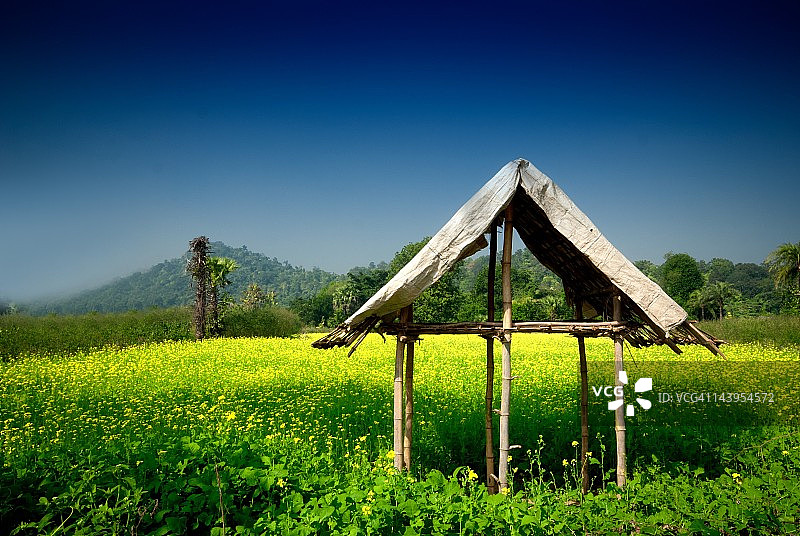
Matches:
[188,237,210,340]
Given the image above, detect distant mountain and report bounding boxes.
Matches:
[25,242,341,315]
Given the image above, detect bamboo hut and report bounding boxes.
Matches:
[313,158,723,492]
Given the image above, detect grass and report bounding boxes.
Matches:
[0,306,301,360]
[0,307,194,359]
[698,315,800,346]
[1,333,799,534]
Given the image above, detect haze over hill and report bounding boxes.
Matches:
[23,242,341,315]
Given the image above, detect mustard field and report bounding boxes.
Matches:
[1,334,799,535]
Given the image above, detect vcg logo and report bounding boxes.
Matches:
[591,371,653,416]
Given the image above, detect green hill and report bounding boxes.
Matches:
[26,242,341,315]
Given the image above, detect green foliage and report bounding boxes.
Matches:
[688,281,742,321]
[291,285,336,327]
[332,268,390,325]
[208,256,239,290]
[0,304,301,359]
[241,283,275,310]
[661,253,704,306]
[206,256,239,336]
[634,259,661,283]
[697,315,800,345]
[766,241,800,301]
[1,335,799,534]
[221,306,302,338]
[387,238,464,323]
[0,307,193,359]
[727,263,773,299]
[706,257,735,283]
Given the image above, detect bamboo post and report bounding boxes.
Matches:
[485,223,497,493]
[393,320,406,470]
[613,295,627,487]
[576,298,590,494]
[498,205,513,491]
[403,305,414,471]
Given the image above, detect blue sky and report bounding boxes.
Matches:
[2,1,798,301]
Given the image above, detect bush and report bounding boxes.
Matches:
[0,308,193,359]
[221,305,301,338]
[697,315,800,346]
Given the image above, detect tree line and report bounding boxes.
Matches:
[289,240,800,327]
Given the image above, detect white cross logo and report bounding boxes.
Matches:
[608,371,652,416]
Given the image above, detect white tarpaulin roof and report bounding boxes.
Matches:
[314,159,721,354]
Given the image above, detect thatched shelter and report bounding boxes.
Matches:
[313,158,722,492]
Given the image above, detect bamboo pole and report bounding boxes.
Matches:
[393,326,405,470]
[498,205,513,491]
[576,299,590,494]
[403,306,414,471]
[485,223,497,493]
[613,295,627,487]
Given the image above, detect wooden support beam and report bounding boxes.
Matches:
[498,205,513,491]
[576,299,590,495]
[683,321,726,358]
[403,306,414,471]
[485,223,497,494]
[380,321,629,337]
[613,295,627,488]
[393,328,405,470]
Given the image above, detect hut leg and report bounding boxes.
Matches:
[498,205,514,491]
[394,333,405,470]
[576,299,590,494]
[613,295,627,487]
[485,224,498,493]
[403,306,414,471]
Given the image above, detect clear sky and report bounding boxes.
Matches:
[2,1,798,301]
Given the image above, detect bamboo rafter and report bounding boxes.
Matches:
[379,320,631,338]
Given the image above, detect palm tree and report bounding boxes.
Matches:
[207,256,239,335]
[706,281,740,320]
[187,236,210,340]
[765,242,800,297]
[687,288,709,320]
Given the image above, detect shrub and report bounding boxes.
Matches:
[0,308,193,359]
[697,315,800,346]
[221,305,301,338]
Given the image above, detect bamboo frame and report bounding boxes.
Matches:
[576,299,590,494]
[393,327,405,470]
[380,321,628,337]
[498,205,513,491]
[403,306,414,471]
[485,224,497,494]
[613,295,627,487]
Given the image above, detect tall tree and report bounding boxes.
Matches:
[661,253,704,306]
[207,256,239,335]
[706,281,741,320]
[765,242,800,298]
[687,286,713,320]
[241,282,270,310]
[187,236,210,340]
[707,258,735,283]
